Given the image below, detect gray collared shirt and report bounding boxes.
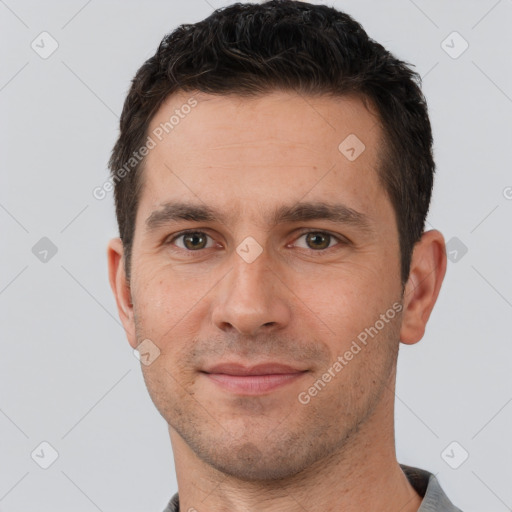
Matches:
[162,464,463,511]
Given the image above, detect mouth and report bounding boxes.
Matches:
[200,362,309,395]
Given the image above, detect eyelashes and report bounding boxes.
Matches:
[165,229,349,256]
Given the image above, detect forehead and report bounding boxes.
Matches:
[148,89,380,152]
[137,90,387,230]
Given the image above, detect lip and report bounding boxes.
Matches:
[203,362,307,376]
[201,362,308,395]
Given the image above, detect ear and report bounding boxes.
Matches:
[107,238,138,349]
[400,230,447,345]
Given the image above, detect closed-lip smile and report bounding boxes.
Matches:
[201,362,308,394]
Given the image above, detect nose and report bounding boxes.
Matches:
[211,244,291,337]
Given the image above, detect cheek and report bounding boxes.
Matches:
[132,267,214,353]
[132,273,178,340]
[303,268,374,319]
[301,265,399,354]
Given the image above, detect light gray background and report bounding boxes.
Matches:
[1,0,511,511]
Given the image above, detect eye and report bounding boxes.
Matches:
[292,231,344,252]
[165,229,347,255]
[167,230,216,251]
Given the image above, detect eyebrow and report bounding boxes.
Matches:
[144,200,374,234]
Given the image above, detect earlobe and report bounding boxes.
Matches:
[399,230,447,345]
[107,238,137,348]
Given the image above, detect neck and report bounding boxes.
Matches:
[168,383,422,512]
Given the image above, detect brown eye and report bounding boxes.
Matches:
[170,231,213,251]
[183,232,207,250]
[290,230,347,253]
[304,232,332,250]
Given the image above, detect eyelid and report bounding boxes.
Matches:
[290,230,352,256]
[165,228,349,252]
[293,228,350,246]
[166,229,219,250]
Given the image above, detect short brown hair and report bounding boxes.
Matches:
[109,0,435,285]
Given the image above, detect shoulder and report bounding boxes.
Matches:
[161,491,180,512]
[400,464,464,512]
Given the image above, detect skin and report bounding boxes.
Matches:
[108,90,447,512]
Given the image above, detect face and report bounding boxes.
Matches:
[117,90,406,480]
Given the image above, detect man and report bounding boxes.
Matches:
[107,1,461,510]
